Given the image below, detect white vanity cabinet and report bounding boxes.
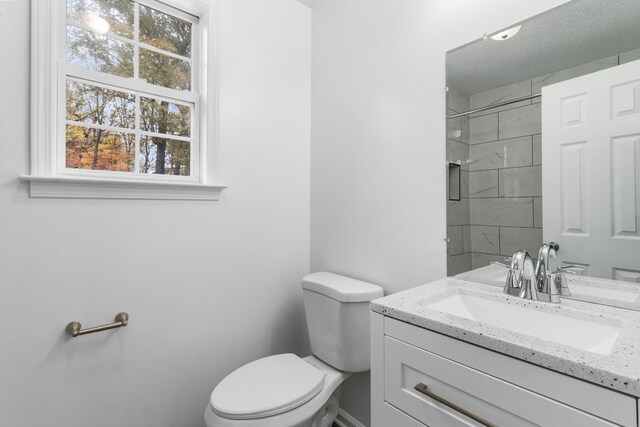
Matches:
[371,313,639,427]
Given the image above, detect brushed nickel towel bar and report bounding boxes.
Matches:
[66,312,129,337]
[414,383,498,427]
[447,93,541,119]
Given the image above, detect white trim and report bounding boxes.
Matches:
[65,121,194,143]
[139,40,192,63]
[370,312,384,427]
[31,0,59,177]
[29,0,223,200]
[335,409,367,427]
[20,175,226,200]
[64,64,199,103]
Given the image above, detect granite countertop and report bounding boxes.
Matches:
[371,277,640,397]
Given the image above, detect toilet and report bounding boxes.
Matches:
[204,272,384,427]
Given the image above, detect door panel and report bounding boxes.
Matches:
[542,59,640,279]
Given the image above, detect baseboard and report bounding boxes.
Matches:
[334,409,367,427]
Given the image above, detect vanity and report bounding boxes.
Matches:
[374,0,640,423]
[370,275,640,427]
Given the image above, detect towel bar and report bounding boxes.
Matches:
[66,312,129,337]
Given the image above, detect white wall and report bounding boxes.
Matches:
[0,0,311,426]
[310,0,569,424]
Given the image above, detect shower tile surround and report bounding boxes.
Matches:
[447,51,638,274]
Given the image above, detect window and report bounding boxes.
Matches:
[25,0,224,200]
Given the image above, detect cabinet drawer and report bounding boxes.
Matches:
[384,402,427,427]
[385,336,618,427]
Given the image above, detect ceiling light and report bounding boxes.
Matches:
[491,25,521,41]
[84,14,111,35]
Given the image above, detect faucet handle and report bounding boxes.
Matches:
[556,264,585,275]
[551,272,571,297]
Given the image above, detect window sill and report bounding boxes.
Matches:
[20,175,226,201]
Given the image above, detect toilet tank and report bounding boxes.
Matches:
[302,272,384,373]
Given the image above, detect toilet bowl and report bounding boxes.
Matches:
[204,272,383,427]
[204,355,349,427]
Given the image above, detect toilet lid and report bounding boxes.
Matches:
[210,353,325,420]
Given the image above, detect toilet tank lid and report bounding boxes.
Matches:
[302,272,384,302]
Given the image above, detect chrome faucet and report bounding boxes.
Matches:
[535,242,560,303]
[501,250,537,300]
[495,242,572,303]
[534,242,572,303]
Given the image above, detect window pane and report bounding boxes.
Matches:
[67,80,136,129]
[140,48,191,91]
[139,136,191,176]
[67,25,134,78]
[139,4,192,58]
[67,0,134,39]
[140,97,191,137]
[66,125,135,172]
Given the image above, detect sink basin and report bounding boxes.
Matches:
[490,271,638,303]
[427,292,621,355]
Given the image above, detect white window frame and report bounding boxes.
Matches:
[23,0,225,200]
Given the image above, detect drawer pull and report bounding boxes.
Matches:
[414,383,498,427]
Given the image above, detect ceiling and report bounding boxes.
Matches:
[447,0,640,95]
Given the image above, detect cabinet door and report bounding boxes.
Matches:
[385,336,618,427]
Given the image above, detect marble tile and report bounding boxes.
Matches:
[469,170,498,198]
[470,113,498,144]
[499,166,542,197]
[469,136,532,171]
[447,87,470,115]
[447,115,469,143]
[532,55,618,94]
[471,252,506,269]
[470,225,500,255]
[620,48,640,65]
[447,139,469,170]
[448,226,464,256]
[470,198,533,227]
[534,197,542,228]
[532,134,542,166]
[499,103,541,140]
[499,227,543,257]
[460,170,470,198]
[448,253,472,276]
[462,225,471,253]
[469,80,532,117]
[448,198,470,226]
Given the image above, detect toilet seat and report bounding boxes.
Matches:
[210,353,325,420]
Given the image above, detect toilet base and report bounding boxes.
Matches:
[310,390,340,427]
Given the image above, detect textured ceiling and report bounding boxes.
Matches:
[447,0,640,95]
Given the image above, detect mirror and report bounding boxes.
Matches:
[445,0,640,286]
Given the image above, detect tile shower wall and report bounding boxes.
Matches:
[450,49,640,274]
[447,88,471,275]
[468,83,543,269]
